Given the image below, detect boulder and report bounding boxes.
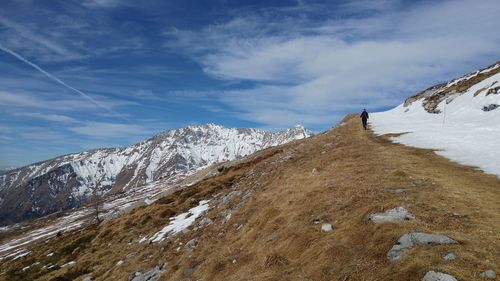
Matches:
[130,265,164,281]
[369,207,414,224]
[422,271,457,281]
[321,223,333,232]
[186,238,198,248]
[442,252,457,261]
[480,270,496,279]
[387,232,457,262]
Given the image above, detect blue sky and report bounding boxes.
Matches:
[1,0,499,168]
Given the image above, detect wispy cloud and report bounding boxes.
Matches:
[69,122,149,138]
[82,0,123,9]
[14,112,79,123]
[0,16,83,60]
[0,45,127,119]
[0,91,134,112]
[164,0,500,128]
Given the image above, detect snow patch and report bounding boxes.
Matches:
[150,200,210,242]
[372,72,500,178]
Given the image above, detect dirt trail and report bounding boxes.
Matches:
[1,115,498,281]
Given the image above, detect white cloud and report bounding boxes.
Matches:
[14,112,78,123]
[83,0,122,8]
[0,16,83,61]
[18,128,69,142]
[0,91,134,112]
[164,0,500,128]
[69,122,149,138]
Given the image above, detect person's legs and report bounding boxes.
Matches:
[362,119,367,129]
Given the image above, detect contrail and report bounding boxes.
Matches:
[0,44,124,118]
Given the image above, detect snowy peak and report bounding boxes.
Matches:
[0,124,311,226]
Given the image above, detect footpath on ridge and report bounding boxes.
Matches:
[1,114,498,281]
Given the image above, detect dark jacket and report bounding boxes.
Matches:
[360,111,369,120]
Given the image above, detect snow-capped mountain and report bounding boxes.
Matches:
[372,61,500,177]
[0,124,310,226]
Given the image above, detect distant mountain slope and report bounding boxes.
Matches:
[0,124,310,225]
[372,61,500,177]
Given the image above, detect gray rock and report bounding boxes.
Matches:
[442,252,457,261]
[481,269,496,279]
[392,188,406,193]
[321,223,333,232]
[221,212,232,225]
[83,276,93,281]
[387,232,457,262]
[194,217,213,231]
[422,271,457,281]
[130,265,164,281]
[185,238,198,248]
[369,207,415,224]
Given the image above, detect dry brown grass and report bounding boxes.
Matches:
[1,115,499,281]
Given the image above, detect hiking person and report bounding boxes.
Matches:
[360,109,369,130]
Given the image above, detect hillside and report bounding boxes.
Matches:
[0,124,310,226]
[372,61,500,177]
[0,115,498,281]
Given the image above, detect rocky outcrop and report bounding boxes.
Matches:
[387,232,457,262]
[403,61,500,113]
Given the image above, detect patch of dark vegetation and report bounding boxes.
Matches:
[59,231,97,258]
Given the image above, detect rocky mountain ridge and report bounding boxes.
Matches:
[0,124,310,226]
[404,61,500,113]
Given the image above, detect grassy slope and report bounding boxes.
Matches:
[1,115,499,281]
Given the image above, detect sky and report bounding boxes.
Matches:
[0,0,499,168]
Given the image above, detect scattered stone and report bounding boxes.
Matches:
[126,252,137,259]
[481,269,496,279]
[185,238,198,248]
[321,223,333,232]
[221,213,232,224]
[82,276,94,281]
[392,188,405,193]
[130,265,164,281]
[200,217,213,226]
[422,271,457,281]
[442,252,457,261]
[369,207,415,224]
[116,260,124,266]
[311,168,317,176]
[387,232,457,262]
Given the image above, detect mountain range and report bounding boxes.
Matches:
[0,124,310,226]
